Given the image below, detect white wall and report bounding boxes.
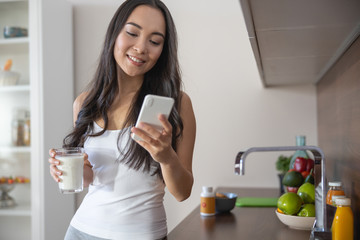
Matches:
[71,0,317,232]
[38,1,75,239]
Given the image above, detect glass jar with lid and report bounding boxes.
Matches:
[326,181,345,205]
[11,109,30,146]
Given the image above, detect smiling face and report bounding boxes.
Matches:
[114,5,166,79]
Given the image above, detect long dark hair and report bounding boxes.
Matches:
[63,0,183,179]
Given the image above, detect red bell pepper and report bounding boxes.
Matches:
[306,159,314,172]
[294,157,308,172]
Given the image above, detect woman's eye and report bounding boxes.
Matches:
[150,40,160,46]
[126,31,137,37]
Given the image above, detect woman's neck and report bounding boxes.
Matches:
[117,68,144,96]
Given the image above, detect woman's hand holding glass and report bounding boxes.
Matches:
[48,149,91,184]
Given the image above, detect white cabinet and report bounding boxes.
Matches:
[1,0,75,239]
[0,1,31,239]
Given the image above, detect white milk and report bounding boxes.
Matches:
[56,155,84,193]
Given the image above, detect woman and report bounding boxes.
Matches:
[48,0,196,239]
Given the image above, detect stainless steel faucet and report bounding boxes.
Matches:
[234,146,331,239]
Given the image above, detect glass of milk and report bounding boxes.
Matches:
[55,147,84,194]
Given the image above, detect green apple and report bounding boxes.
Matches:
[277,192,303,215]
[297,204,315,217]
[297,182,315,204]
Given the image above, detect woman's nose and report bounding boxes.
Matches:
[133,39,147,54]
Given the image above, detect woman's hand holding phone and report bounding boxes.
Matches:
[131,95,175,163]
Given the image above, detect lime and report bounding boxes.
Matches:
[282,170,304,187]
[297,203,315,217]
[277,192,303,215]
[297,182,315,204]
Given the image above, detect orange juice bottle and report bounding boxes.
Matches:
[332,198,353,240]
[200,186,215,216]
[326,181,345,205]
[326,181,345,228]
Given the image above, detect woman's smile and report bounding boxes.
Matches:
[127,54,145,65]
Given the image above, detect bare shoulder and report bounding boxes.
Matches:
[74,92,88,111]
[179,91,196,126]
[180,91,193,111]
[73,92,89,124]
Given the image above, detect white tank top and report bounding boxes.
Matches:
[70,122,167,239]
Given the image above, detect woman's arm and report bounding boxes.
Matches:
[49,92,94,187]
[131,92,196,201]
[160,93,195,201]
[72,92,93,187]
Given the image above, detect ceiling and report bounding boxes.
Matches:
[239,0,360,87]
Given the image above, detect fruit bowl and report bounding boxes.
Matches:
[0,183,16,208]
[0,177,30,208]
[275,210,315,230]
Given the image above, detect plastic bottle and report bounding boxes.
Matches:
[289,135,309,169]
[332,198,353,240]
[200,186,215,216]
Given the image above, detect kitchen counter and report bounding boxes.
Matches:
[168,187,311,240]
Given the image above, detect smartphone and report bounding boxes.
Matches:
[131,94,175,141]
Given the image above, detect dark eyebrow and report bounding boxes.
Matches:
[126,22,165,39]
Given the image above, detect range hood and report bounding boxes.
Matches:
[239,0,360,87]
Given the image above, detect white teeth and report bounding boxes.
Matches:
[129,55,144,63]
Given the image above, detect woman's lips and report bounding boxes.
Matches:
[127,55,145,66]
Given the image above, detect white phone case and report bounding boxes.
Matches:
[132,94,174,141]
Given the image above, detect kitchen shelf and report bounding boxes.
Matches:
[0,202,31,216]
[0,85,30,92]
[0,146,31,153]
[0,37,29,45]
[0,0,28,3]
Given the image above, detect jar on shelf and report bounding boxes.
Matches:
[23,110,30,146]
[289,135,309,169]
[11,109,30,146]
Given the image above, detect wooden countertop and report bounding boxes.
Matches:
[168,187,311,240]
